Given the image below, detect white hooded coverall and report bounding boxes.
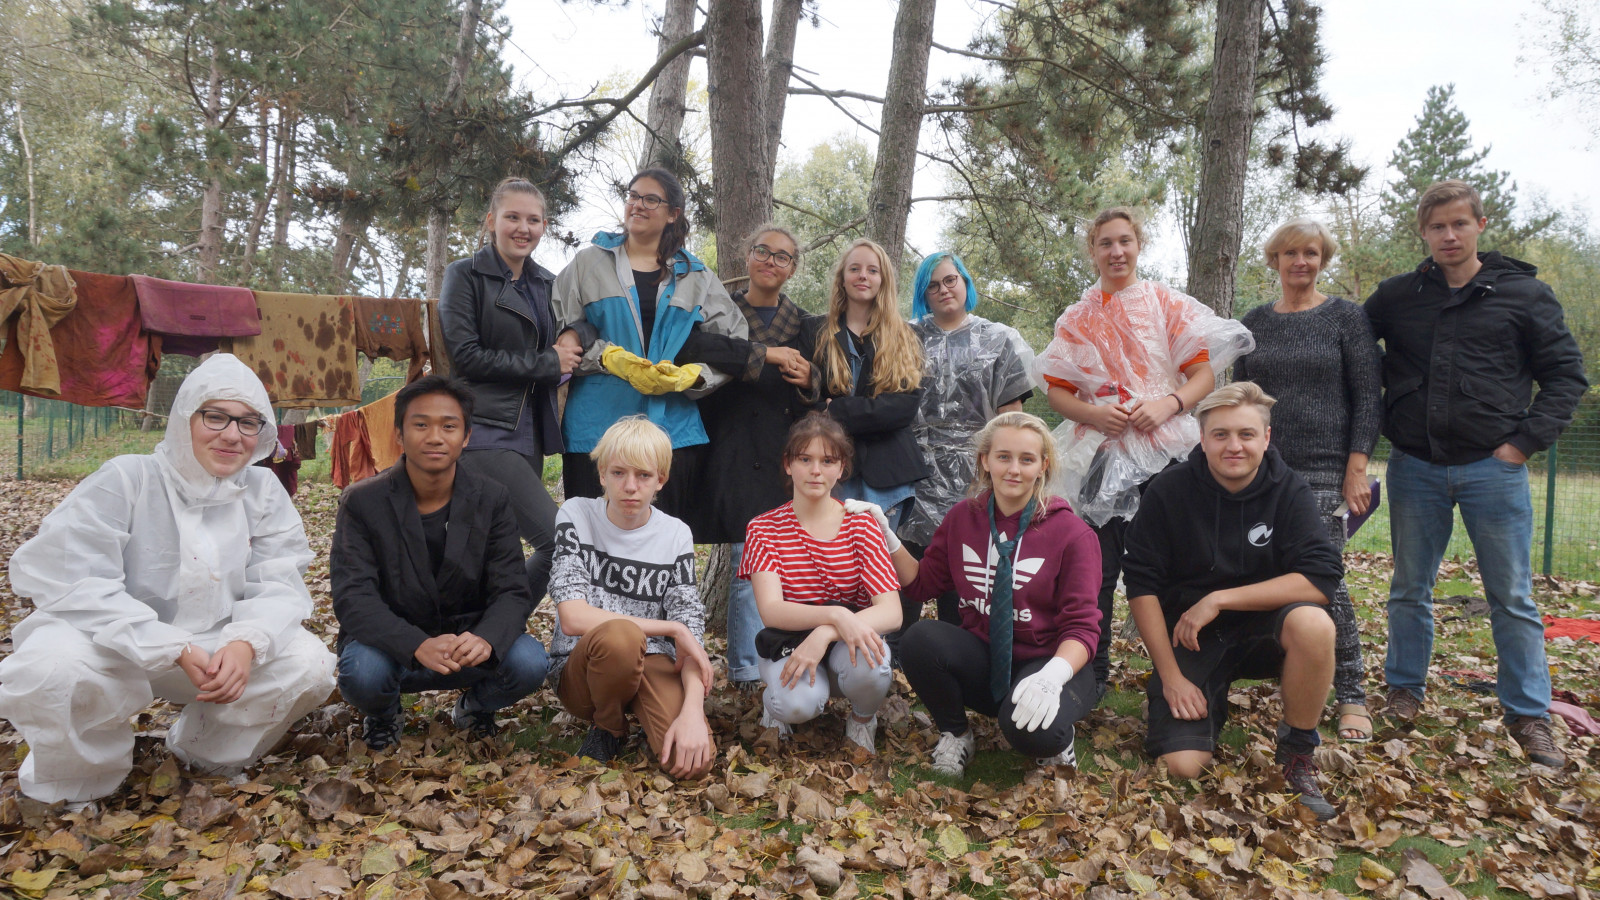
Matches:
[0,353,335,804]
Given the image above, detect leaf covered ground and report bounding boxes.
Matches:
[0,478,1595,899]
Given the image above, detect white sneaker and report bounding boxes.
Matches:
[930,730,976,777]
[1036,739,1077,769]
[844,715,879,755]
[759,703,792,739]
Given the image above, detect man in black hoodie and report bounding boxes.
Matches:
[1124,382,1342,820]
[1365,180,1585,769]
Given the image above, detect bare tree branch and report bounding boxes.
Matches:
[549,28,707,164]
[788,86,884,104]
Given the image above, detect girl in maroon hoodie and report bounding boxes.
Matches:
[857,411,1102,777]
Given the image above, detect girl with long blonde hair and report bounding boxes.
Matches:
[812,238,929,529]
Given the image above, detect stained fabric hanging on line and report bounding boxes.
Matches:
[226,292,360,408]
[350,296,429,381]
[330,410,376,489]
[358,391,401,473]
[0,268,159,408]
[0,253,79,396]
[131,275,261,357]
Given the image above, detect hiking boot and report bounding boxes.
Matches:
[452,695,500,741]
[1276,746,1337,821]
[1383,686,1423,722]
[362,715,402,752]
[577,726,623,765]
[930,730,975,777]
[844,715,879,755]
[1037,739,1078,769]
[1509,716,1567,768]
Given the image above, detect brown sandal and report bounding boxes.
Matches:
[1336,703,1373,743]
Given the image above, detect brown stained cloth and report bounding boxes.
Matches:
[555,619,710,778]
[350,297,428,381]
[0,269,159,408]
[293,422,320,461]
[0,254,78,396]
[358,390,401,473]
[425,299,451,377]
[330,410,377,489]
[226,292,359,408]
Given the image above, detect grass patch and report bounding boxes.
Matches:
[1327,836,1527,898]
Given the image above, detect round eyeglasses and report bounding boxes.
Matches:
[925,273,964,297]
[624,190,667,210]
[749,244,796,269]
[197,408,268,436]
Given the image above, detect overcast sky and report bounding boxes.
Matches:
[508,0,1597,273]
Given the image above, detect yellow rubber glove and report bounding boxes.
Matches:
[602,345,703,395]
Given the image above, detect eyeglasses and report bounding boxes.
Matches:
[197,408,268,436]
[925,273,964,297]
[624,190,667,210]
[749,244,796,269]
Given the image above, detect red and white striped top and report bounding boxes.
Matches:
[739,501,900,609]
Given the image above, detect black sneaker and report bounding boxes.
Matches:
[1508,715,1567,768]
[452,696,500,741]
[362,715,401,751]
[577,726,623,764]
[1277,746,1337,821]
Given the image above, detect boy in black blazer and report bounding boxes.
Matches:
[331,376,546,750]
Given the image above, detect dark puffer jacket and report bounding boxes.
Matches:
[1364,252,1587,465]
[438,244,563,452]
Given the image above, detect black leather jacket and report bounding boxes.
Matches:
[1365,252,1587,464]
[438,245,564,452]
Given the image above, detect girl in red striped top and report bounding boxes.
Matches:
[738,413,903,754]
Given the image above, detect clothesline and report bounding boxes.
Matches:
[0,251,442,413]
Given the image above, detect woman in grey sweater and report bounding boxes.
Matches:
[1235,217,1382,742]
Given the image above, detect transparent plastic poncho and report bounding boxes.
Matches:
[1034,280,1254,526]
[901,315,1037,546]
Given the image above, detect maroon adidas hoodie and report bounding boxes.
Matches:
[905,493,1103,662]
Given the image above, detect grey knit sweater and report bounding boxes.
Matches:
[1235,297,1382,489]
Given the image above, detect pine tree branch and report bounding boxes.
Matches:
[930,40,1185,125]
[788,86,884,104]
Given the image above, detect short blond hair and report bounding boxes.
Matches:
[1416,180,1485,233]
[590,415,673,480]
[971,411,1059,515]
[1195,381,1276,427]
[1085,206,1148,254]
[1263,217,1339,269]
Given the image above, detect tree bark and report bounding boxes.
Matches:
[699,543,733,639]
[762,0,803,179]
[270,112,295,287]
[637,0,696,171]
[1185,0,1265,317]
[866,0,937,271]
[425,0,483,300]
[197,54,227,282]
[331,208,371,293]
[705,0,771,281]
[13,96,37,248]
[239,102,282,283]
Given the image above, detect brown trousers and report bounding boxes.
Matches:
[556,619,711,777]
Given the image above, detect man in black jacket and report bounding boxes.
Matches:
[1124,382,1342,820]
[332,376,547,751]
[1365,180,1586,768]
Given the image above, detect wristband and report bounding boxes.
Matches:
[1168,392,1185,413]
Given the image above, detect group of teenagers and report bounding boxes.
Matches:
[0,167,1584,824]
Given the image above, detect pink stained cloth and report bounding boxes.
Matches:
[0,269,160,408]
[1549,701,1600,737]
[132,275,262,356]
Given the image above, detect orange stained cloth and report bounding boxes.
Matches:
[359,390,402,473]
[330,409,377,489]
[227,291,359,408]
[351,296,429,381]
[0,253,78,395]
[1545,616,1600,645]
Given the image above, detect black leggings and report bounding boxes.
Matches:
[899,619,1098,758]
[461,449,557,603]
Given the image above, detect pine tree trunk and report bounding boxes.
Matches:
[762,0,803,179]
[425,0,483,300]
[866,0,936,271]
[239,103,281,284]
[637,0,696,171]
[1185,0,1264,317]
[425,206,452,302]
[699,543,733,639]
[197,55,227,282]
[706,0,771,281]
[270,113,295,288]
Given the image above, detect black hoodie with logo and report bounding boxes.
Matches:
[1121,444,1341,625]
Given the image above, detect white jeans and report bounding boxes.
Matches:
[0,618,335,804]
[759,641,892,724]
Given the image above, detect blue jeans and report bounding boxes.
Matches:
[727,542,763,683]
[338,634,550,720]
[1385,449,1549,721]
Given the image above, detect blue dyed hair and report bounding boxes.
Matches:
[910,251,979,320]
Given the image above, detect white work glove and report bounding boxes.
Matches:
[1009,656,1074,732]
[841,498,902,553]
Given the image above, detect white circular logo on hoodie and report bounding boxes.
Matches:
[1248,523,1274,547]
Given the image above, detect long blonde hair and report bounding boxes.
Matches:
[814,238,923,397]
[970,411,1059,518]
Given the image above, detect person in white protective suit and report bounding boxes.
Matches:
[0,353,336,806]
[1036,207,1254,697]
